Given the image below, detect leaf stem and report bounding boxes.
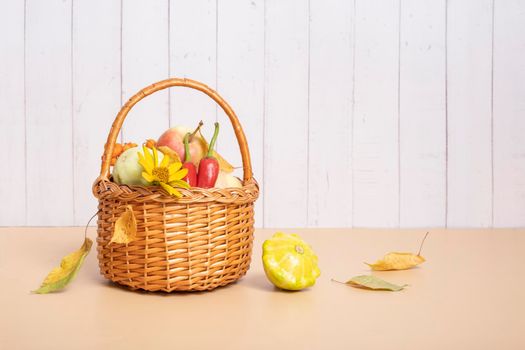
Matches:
[189,120,204,141]
[417,231,430,256]
[84,210,101,239]
[330,278,346,285]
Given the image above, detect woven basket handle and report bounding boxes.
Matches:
[99,78,253,182]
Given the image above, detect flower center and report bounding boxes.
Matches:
[152,167,170,183]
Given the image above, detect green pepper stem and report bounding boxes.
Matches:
[207,122,220,158]
[183,133,191,162]
[189,120,204,141]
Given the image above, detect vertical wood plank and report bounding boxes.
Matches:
[353,0,400,227]
[25,0,73,225]
[447,0,493,227]
[493,0,525,227]
[399,0,446,227]
[6,0,525,228]
[217,0,265,227]
[122,0,169,142]
[0,1,25,225]
[169,0,217,131]
[72,0,121,225]
[264,0,309,228]
[308,0,353,227]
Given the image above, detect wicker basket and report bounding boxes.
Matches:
[92,78,259,292]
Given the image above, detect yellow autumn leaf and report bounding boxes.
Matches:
[366,252,425,271]
[366,232,429,271]
[157,146,182,163]
[33,238,93,294]
[212,148,235,173]
[109,205,137,244]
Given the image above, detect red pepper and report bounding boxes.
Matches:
[182,132,197,187]
[197,122,220,188]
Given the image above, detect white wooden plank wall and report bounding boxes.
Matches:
[447,0,493,227]
[0,1,25,226]
[122,0,170,142]
[308,0,353,227]
[72,0,121,225]
[0,0,524,228]
[493,0,525,227]
[399,0,446,227]
[217,0,265,226]
[264,0,309,227]
[170,0,216,130]
[353,0,400,227]
[25,0,74,226]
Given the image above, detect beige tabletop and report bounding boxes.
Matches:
[1,227,524,350]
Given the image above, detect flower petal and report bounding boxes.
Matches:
[142,172,155,182]
[152,147,159,167]
[169,179,190,189]
[143,146,154,168]
[138,158,153,174]
[168,162,183,173]
[140,146,154,173]
[160,182,182,197]
[160,153,170,168]
[137,150,145,164]
[137,149,150,173]
[169,168,188,182]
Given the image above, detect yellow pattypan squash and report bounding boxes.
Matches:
[262,232,321,291]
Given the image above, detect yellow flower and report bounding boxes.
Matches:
[137,146,189,197]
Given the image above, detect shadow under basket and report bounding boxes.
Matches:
[92,78,259,292]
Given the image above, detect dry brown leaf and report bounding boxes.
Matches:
[366,252,425,271]
[109,205,137,245]
[366,232,429,271]
[144,139,157,149]
[157,146,182,163]
[33,238,93,294]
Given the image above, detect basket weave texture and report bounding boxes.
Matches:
[92,78,259,292]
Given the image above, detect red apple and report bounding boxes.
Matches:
[157,124,205,166]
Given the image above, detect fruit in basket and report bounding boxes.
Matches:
[197,129,235,173]
[197,122,220,188]
[157,121,235,172]
[108,142,138,166]
[262,232,320,291]
[215,170,243,189]
[157,122,205,167]
[182,133,198,187]
[113,146,152,186]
